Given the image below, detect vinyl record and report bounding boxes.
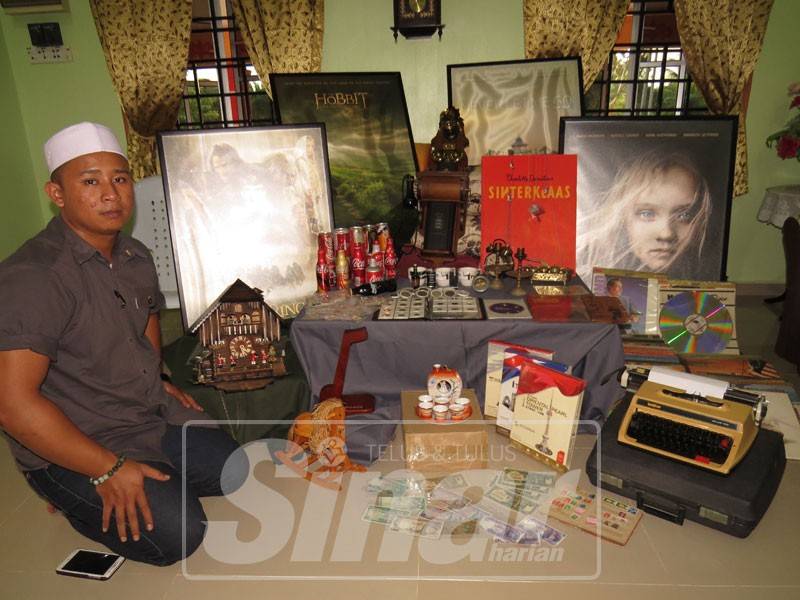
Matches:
[659,291,733,354]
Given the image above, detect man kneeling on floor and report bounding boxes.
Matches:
[0,122,246,566]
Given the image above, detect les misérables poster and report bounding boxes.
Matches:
[480,154,577,270]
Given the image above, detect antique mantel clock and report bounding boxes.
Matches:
[391,0,444,40]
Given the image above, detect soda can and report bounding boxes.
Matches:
[369,250,384,279]
[365,257,382,284]
[351,244,366,287]
[349,226,365,248]
[325,260,337,289]
[335,249,350,290]
[366,224,378,247]
[376,222,390,251]
[318,232,334,262]
[384,239,398,280]
[334,227,350,256]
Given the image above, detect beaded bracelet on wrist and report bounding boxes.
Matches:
[89,454,127,486]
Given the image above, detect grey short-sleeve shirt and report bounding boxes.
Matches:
[0,216,199,471]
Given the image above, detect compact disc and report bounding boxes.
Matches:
[659,291,732,353]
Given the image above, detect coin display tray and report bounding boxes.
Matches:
[376,287,484,320]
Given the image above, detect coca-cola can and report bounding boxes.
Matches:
[351,245,366,287]
[366,259,382,284]
[325,261,337,289]
[384,251,397,280]
[376,222,390,251]
[349,226,365,248]
[318,232,334,262]
[366,224,378,247]
[370,250,384,279]
[334,227,350,256]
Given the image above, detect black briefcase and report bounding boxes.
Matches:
[586,395,786,538]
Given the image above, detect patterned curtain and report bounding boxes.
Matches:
[230,0,324,97]
[523,0,628,91]
[675,0,774,197]
[89,0,192,180]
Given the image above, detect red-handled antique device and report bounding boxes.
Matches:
[318,327,376,415]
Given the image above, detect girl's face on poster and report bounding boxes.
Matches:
[624,167,696,271]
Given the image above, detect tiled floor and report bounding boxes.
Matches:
[1,294,798,599]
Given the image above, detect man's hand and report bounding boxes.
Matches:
[95,460,170,542]
[163,381,203,412]
[144,314,202,411]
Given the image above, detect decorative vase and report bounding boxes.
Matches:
[426,363,462,403]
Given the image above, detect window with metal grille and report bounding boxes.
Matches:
[586,0,709,117]
[177,0,273,129]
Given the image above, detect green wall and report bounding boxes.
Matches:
[0,0,122,246]
[1,0,797,283]
[322,0,524,141]
[726,0,799,283]
[0,24,39,259]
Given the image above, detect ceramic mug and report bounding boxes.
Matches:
[435,267,454,288]
[458,267,479,288]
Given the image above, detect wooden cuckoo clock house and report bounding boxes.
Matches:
[191,279,286,391]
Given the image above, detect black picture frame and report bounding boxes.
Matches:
[157,124,335,328]
[559,116,738,283]
[270,72,419,244]
[447,56,585,165]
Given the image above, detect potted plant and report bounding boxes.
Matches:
[766,82,800,161]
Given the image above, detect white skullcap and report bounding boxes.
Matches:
[44,122,126,174]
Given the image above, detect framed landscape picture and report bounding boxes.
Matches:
[270,72,419,244]
[447,57,584,165]
[158,124,334,328]
[559,116,738,284]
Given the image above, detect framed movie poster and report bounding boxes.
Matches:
[447,57,584,165]
[560,117,737,284]
[270,72,419,244]
[158,124,334,329]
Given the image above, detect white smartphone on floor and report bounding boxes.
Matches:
[56,549,125,580]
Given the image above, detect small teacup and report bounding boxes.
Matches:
[418,394,432,404]
[417,401,434,418]
[449,402,465,416]
[454,397,471,409]
[433,405,449,421]
[433,395,451,406]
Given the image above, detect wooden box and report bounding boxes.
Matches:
[400,389,489,476]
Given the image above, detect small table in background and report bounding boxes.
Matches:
[757,185,800,303]
[758,185,800,228]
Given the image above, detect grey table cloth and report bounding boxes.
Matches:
[290,297,626,464]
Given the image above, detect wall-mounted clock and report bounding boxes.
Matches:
[392,0,444,41]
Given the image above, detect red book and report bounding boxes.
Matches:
[481,154,577,269]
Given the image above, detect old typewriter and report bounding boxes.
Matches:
[617,366,768,475]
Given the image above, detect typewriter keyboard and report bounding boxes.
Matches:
[626,410,733,465]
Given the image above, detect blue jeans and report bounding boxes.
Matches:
[25,425,245,566]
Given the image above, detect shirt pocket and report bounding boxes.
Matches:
[131,286,158,335]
